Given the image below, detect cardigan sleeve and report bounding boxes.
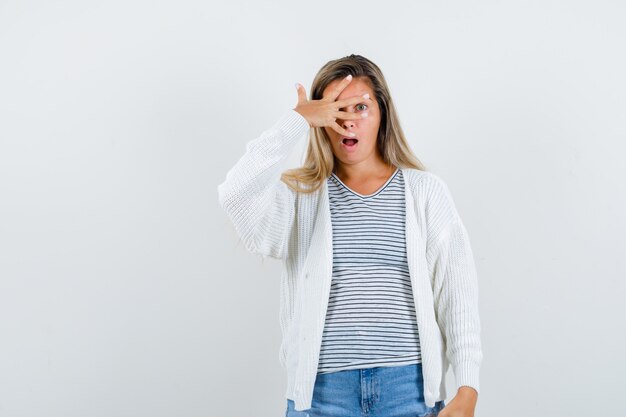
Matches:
[425,174,483,395]
[217,109,310,260]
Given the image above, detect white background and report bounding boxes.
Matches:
[1,1,625,416]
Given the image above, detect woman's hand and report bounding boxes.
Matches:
[293,75,371,137]
[438,386,478,417]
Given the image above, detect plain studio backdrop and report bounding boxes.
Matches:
[1,1,624,416]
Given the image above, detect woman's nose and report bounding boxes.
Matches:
[341,117,355,129]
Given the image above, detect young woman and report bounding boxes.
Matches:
[218,54,483,417]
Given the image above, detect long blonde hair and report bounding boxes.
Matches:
[281,54,427,194]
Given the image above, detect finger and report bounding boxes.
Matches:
[331,122,356,138]
[335,110,368,120]
[326,75,354,101]
[295,83,307,104]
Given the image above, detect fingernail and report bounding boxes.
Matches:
[363,93,370,99]
[345,74,352,80]
[361,112,368,118]
[295,83,299,90]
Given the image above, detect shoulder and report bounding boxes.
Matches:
[402,167,460,226]
[401,168,452,197]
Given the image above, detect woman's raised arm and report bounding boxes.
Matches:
[217,109,310,260]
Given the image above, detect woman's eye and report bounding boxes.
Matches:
[356,103,368,111]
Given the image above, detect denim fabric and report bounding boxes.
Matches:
[285,362,445,417]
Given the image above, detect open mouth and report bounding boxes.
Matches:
[341,137,359,147]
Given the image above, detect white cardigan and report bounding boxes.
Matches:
[217,109,483,411]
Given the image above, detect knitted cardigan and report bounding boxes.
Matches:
[217,109,483,411]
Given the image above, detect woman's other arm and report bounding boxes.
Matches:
[425,174,483,411]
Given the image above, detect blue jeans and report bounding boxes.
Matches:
[286,362,446,417]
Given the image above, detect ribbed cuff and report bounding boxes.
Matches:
[453,361,480,394]
[273,109,311,139]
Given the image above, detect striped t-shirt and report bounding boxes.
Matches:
[316,167,423,374]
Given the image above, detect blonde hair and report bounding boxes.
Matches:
[281,54,427,194]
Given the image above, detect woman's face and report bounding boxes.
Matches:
[322,77,381,168]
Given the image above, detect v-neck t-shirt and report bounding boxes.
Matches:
[318,168,423,373]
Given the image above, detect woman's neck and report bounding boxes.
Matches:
[333,160,396,182]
